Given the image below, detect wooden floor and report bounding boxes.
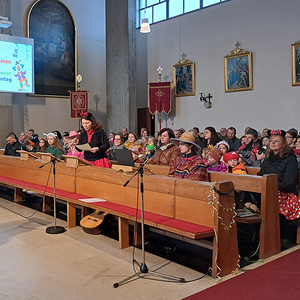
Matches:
[0,193,299,300]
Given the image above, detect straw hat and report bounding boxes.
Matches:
[171,132,201,150]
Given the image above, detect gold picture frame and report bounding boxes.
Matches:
[224,47,253,92]
[292,40,300,86]
[173,58,195,97]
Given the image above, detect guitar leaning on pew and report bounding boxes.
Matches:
[80,210,111,235]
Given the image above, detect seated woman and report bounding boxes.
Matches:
[108,133,125,161]
[148,128,181,166]
[201,126,220,149]
[258,129,299,220]
[168,132,208,181]
[124,132,140,150]
[78,112,111,168]
[66,131,83,158]
[44,132,63,159]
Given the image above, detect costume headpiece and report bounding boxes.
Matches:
[171,132,202,150]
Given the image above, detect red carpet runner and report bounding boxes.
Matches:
[183,249,300,300]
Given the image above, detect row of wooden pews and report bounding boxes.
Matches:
[0,153,239,278]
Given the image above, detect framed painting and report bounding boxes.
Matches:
[224,48,253,92]
[173,58,195,97]
[292,40,300,86]
[27,0,76,96]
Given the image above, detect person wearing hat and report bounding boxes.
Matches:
[223,151,247,175]
[206,149,227,172]
[258,129,299,222]
[66,131,83,158]
[44,132,63,160]
[168,132,208,181]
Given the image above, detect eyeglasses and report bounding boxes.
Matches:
[285,136,293,139]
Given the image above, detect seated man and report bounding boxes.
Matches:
[226,126,242,151]
[238,128,260,166]
[4,132,22,156]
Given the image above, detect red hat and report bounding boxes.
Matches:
[207,149,222,163]
[223,151,239,164]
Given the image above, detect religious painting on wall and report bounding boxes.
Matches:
[224,45,253,93]
[27,0,76,96]
[292,40,300,86]
[173,56,195,97]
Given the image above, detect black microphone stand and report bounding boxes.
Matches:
[113,157,185,288]
[39,157,65,234]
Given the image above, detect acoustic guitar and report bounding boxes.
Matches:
[80,210,111,235]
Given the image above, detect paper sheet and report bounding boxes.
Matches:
[76,143,92,151]
[78,198,107,203]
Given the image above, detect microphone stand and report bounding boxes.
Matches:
[39,157,65,234]
[113,157,185,288]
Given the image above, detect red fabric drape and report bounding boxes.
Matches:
[148,82,171,115]
[70,90,88,118]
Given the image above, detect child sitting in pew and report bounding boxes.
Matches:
[223,151,259,212]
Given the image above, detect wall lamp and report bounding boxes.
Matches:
[199,91,213,109]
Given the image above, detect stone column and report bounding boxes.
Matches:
[0,0,13,148]
[106,0,137,134]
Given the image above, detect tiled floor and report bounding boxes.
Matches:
[0,196,299,300]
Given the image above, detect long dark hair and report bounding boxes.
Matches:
[202,126,220,148]
[80,112,102,133]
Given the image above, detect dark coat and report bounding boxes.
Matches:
[258,149,299,194]
[4,141,22,156]
[78,129,109,161]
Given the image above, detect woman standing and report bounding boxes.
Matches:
[258,129,299,220]
[78,112,111,168]
[148,128,181,166]
[168,132,208,181]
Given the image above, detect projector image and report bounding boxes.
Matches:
[0,16,12,28]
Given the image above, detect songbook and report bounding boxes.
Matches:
[76,143,92,151]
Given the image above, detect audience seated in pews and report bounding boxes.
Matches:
[122,127,129,142]
[148,128,181,166]
[4,132,22,156]
[168,132,208,181]
[24,140,36,152]
[285,129,297,149]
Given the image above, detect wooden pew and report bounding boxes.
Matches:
[139,163,281,259]
[0,154,239,278]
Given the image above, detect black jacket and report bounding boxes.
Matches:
[4,141,22,156]
[258,150,299,194]
[78,129,109,161]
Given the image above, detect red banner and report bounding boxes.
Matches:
[148,82,171,115]
[70,90,88,118]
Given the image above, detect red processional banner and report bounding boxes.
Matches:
[148,82,171,115]
[70,90,88,118]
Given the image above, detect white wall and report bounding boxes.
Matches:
[11,0,106,138]
[142,0,300,137]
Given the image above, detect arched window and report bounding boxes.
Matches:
[27,0,76,96]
